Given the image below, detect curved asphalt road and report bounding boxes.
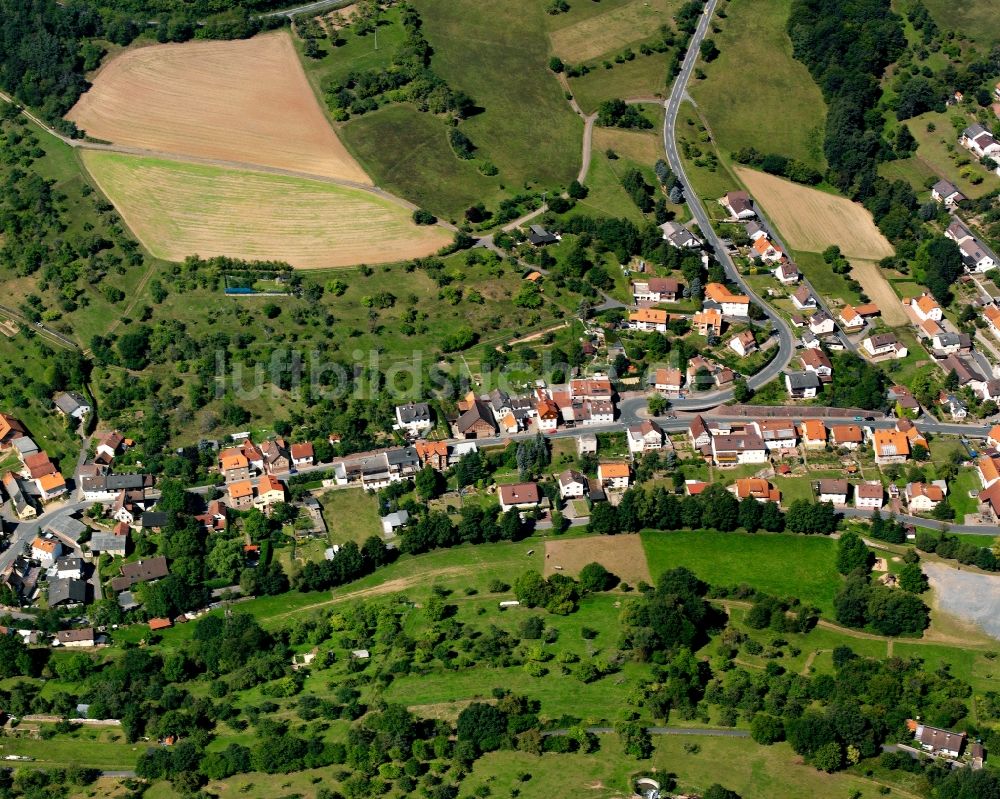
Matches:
[658,0,796,408]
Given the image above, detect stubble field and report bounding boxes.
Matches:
[735,167,895,260]
[81,152,450,268]
[544,533,652,585]
[67,32,370,184]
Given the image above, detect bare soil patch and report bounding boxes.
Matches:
[735,167,894,260]
[82,152,449,269]
[544,534,652,585]
[850,260,908,326]
[924,562,1000,643]
[67,32,370,184]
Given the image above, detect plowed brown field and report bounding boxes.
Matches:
[68,32,370,184]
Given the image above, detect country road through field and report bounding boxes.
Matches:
[659,0,796,408]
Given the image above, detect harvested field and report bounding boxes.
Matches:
[851,260,909,326]
[544,534,651,585]
[67,32,370,184]
[735,167,894,260]
[82,152,450,269]
[549,0,674,62]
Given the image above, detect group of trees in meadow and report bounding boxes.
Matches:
[731,146,823,186]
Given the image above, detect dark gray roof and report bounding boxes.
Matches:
[90,533,127,553]
[385,446,419,468]
[48,578,87,606]
[527,225,557,245]
[111,556,169,592]
[786,371,821,389]
[396,402,431,424]
[55,556,82,571]
[53,391,88,415]
[141,512,170,529]
[80,473,152,493]
[44,516,88,541]
[932,179,959,196]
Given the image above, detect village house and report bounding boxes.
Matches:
[704,283,750,317]
[710,426,768,465]
[838,305,865,330]
[977,453,1000,490]
[692,308,723,336]
[0,413,27,448]
[729,330,757,357]
[989,424,1000,449]
[659,221,702,249]
[981,481,1000,524]
[23,451,56,481]
[855,481,884,509]
[53,391,91,421]
[78,472,152,503]
[653,367,684,396]
[772,260,800,285]
[526,224,558,245]
[48,577,87,607]
[719,190,756,220]
[456,400,498,438]
[569,377,614,402]
[960,123,1000,159]
[785,371,821,399]
[910,294,943,322]
[37,472,67,502]
[12,436,39,461]
[959,237,996,273]
[808,310,836,336]
[938,391,968,420]
[758,419,798,453]
[817,479,849,505]
[746,221,768,241]
[535,398,560,432]
[799,419,827,449]
[3,472,36,519]
[984,305,1000,340]
[940,354,987,395]
[906,481,948,512]
[730,478,780,503]
[31,537,62,567]
[751,236,784,264]
[380,510,409,536]
[911,720,967,759]
[689,415,711,450]
[872,429,910,465]
[830,424,864,450]
[577,433,598,456]
[95,431,125,464]
[290,442,314,469]
[89,529,128,558]
[575,399,615,426]
[55,628,95,648]
[110,556,170,594]
[631,277,682,303]
[862,333,907,359]
[260,438,291,475]
[791,286,817,311]
[498,482,542,513]
[627,420,665,454]
[414,440,449,471]
[112,489,149,526]
[598,461,632,489]
[394,402,434,437]
[219,449,251,482]
[628,308,668,333]
[558,469,588,500]
[799,348,833,382]
[889,385,921,417]
[945,219,973,245]
[931,179,966,207]
[254,474,286,514]
[227,479,254,510]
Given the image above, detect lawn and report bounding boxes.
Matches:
[793,251,864,306]
[641,530,842,614]
[464,736,908,799]
[773,475,816,505]
[947,467,981,521]
[319,486,383,545]
[0,727,140,771]
[906,110,1000,200]
[690,0,827,170]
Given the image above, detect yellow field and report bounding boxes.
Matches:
[82,152,450,269]
[852,260,909,326]
[735,167,894,260]
[68,32,370,184]
[548,0,674,62]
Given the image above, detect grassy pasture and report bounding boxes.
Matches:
[642,530,842,615]
[417,0,582,195]
[734,167,894,260]
[319,487,383,545]
[921,0,1000,47]
[905,109,1000,199]
[81,151,450,268]
[569,54,672,114]
[339,104,501,220]
[548,0,677,63]
[690,0,827,170]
